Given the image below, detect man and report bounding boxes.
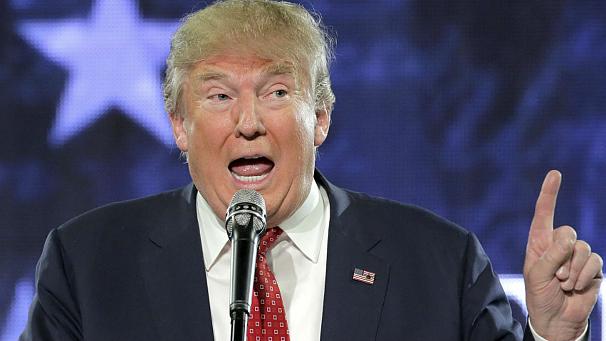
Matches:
[21,1,603,340]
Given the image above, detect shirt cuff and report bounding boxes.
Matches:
[528,318,588,341]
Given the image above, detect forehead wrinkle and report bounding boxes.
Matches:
[191,60,306,95]
[193,62,280,85]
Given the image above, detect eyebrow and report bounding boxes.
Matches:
[196,71,228,83]
[262,62,296,76]
[261,63,300,91]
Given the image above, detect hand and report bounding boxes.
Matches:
[524,170,603,341]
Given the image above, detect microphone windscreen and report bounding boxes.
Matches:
[230,189,265,210]
[225,189,266,237]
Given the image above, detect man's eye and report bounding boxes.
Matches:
[273,89,287,98]
[210,94,230,101]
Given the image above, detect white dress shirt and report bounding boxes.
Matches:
[528,318,588,341]
[197,181,330,341]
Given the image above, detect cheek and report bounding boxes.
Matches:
[282,105,317,179]
[292,102,317,140]
[189,114,233,149]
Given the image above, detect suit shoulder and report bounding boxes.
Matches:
[342,189,471,246]
[55,185,193,241]
[337,189,480,288]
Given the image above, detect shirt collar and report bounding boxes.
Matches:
[196,192,230,271]
[196,180,327,271]
[279,181,324,264]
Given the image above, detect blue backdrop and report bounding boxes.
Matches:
[1,0,604,339]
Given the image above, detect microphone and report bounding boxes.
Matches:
[225,189,267,341]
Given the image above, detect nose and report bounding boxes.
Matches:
[234,96,266,139]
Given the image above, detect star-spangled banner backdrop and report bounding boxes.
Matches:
[1,0,604,339]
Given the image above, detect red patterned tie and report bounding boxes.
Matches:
[248,227,290,341]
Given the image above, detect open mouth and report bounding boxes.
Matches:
[228,156,275,183]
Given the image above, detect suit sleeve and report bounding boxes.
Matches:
[459,232,526,340]
[20,228,83,341]
[458,233,594,341]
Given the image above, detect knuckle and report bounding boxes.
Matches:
[574,240,591,256]
[593,253,604,267]
[555,225,577,239]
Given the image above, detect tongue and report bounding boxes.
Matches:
[230,158,274,177]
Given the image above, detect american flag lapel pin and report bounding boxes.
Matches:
[352,267,375,285]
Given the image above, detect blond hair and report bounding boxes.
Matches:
[163,0,336,117]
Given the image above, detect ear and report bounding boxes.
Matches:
[169,112,189,152]
[314,106,331,147]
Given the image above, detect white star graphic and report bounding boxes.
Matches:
[19,0,179,146]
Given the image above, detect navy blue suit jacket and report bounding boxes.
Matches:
[21,172,537,340]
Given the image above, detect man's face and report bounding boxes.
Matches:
[170,53,330,227]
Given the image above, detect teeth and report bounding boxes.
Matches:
[231,172,269,183]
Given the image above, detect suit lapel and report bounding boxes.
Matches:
[140,185,215,341]
[317,173,390,341]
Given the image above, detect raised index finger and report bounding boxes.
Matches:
[530,170,562,239]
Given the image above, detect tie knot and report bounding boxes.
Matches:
[258,227,283,255]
